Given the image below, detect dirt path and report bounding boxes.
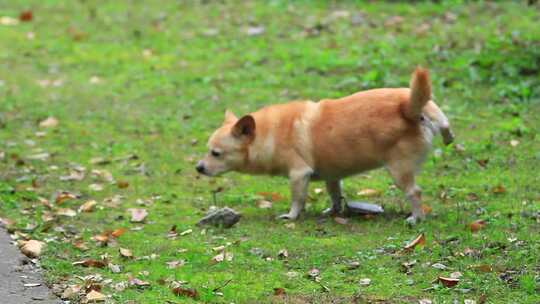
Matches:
[0,228,60,304]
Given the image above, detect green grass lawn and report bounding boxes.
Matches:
[1,1,539,303]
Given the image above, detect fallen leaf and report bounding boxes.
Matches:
[79,200,97,213]
[404,234,425,250]
[307,268,320,281]
[421,204,432,215]
[419,299,432,304]
[172,286,198,299]
[26,152,50,161]
[273,287,286,296]
[54,191,78,204]
[90,157,110,165]
[39,117,59,128]
[129,208,148,222]
[19,11,33,22]
[111,228,126,238]
[509,139,519,147]
[86,290,106,302]
[18,240,44,258]
[72,259,106,268]
[61,285,82,300]
[107,263,121,273]
[438,276,459,288]
[347,261,360,270]
[431,263,447,270]
[88,183,104,191]
[117,180,129,189]
[357,188,381,197]
[56,208,77,217]
[246,25,265,36]
[0,16,19,26]
[211,252,233,264]
[492,185,506,194]
[450,271,462,279]
[359,278,371,286]
[257,200,272,209]
[59,170,85,181]
[119,248,133,259]
[469,219,486,232]
[166,260,185,269]
[257,192,284,202]
[129,277,150,288]
[464,300,476,304]
[91,233,109,245]
[472,264,492,273]
[212,245,225,252]
[89,76,101,84]
[72,240,89,251]
[284,222,295,229]
[180,229,192,236]
[334,217,348,225]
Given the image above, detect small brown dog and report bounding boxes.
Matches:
[197,68,453,224]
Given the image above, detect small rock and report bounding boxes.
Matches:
[197,207,240,228]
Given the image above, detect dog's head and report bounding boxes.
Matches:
[196,110,255,176]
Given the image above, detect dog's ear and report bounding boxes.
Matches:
[232,115,255,139]
[224,109,237,124]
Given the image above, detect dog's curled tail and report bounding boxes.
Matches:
[404,67,431,121]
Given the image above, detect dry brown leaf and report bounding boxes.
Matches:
[54,191,78,204]
[334,217,348,225]
[273,287,286,296]
[421,204,432,215]
[79,200,97,213]
[86,290,106,302]
[111,228,126,238]
[72,259,106,268]
[438,276,459,288]
[210,252,233,264]
[129,208,148,223]
[357,188,381,197]
[117,180,129,189]
[404,234,425,250]
[19,10,33,22]
[469,219,486,232]
[61,284,82,300]
[56,208,77,217]
[256,200,272,209]
[72,240,89,251]
[166,260,185,269]
[18,240,45,258]
[39,117,58,128]
[257,192,284,202]
[119,248,133,259]
[492,185,506,194]
[172,286,198,299]
[128,277,150,288]
[472,264,492,273]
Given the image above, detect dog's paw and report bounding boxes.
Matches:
[276,213,298,221]
[321,207,341,216]
[405,214,425,226]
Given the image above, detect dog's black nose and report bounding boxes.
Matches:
[196,163,205,174]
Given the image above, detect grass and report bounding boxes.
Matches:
[1,0,539,303]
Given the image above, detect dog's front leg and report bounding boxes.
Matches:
[277,168,312,220]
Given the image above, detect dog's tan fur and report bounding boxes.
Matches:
[197,68,453,223]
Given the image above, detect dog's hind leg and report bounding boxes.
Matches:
[322,180,342,216]
[386,162,425,225]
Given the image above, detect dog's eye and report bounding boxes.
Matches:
[211,150,221,157]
